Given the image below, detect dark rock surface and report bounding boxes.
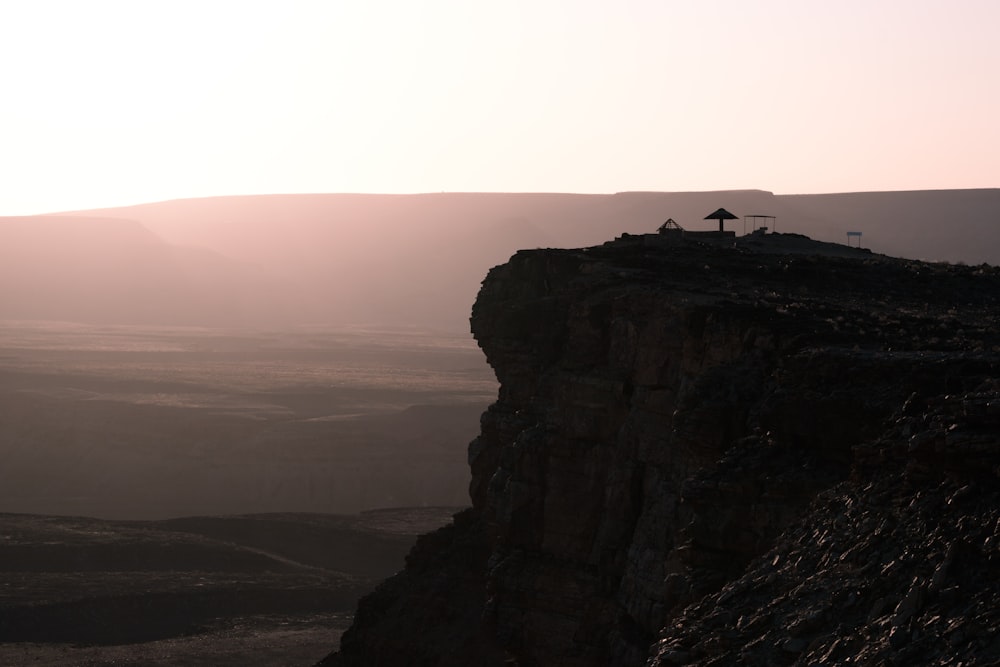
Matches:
[318,509,507,666]
[321,232,1000,666]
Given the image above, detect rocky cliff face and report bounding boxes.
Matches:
[321,233,1000,666]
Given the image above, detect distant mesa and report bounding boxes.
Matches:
[5,189,998,331]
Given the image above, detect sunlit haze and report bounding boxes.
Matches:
[1,0,997,215]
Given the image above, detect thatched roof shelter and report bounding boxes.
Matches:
[704,208,738,232]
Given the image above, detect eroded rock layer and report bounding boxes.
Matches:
[322,233,1000,666]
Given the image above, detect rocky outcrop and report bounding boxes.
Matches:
[321,233,1000,666]
[648,386,1000,665]
[321,509,507,666]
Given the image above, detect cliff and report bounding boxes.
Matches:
[321,232,1000,666]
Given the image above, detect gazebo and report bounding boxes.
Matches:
[704,208,738,233]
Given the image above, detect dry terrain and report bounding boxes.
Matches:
[0,323,496,519]
[0,508,457,666]
[0,323,495,663]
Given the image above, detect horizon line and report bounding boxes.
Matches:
[7,186,997,218]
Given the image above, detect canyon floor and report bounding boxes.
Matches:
[0,323,493,663]
[0,507,459,666]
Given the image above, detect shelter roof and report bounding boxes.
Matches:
[705,208,738,220]
[658,218,684,231]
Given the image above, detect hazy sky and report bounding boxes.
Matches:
[1,0,997,215]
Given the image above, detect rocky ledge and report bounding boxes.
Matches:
[320,233,1000,666]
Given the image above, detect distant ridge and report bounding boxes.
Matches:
[4,189,998,330]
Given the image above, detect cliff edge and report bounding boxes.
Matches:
[321,233,1000,666]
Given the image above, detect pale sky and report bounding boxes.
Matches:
[1,0,997,215]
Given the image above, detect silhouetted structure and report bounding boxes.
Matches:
[847,231,863,248]
[657,218,685,236]
[743,214,776,235]
[705,208,738,232]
